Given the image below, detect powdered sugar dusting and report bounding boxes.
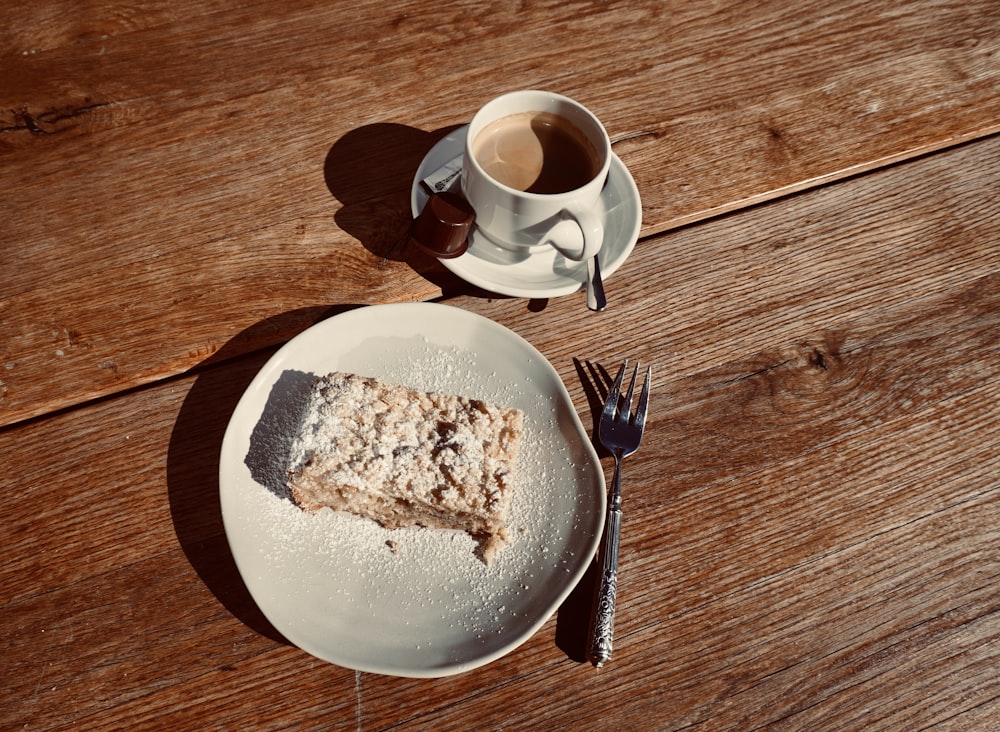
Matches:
[226,307,603,673]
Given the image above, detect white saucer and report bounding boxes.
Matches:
[411,125,641,299]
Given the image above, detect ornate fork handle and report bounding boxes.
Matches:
[587,360,650,668]
[588,456,623,667]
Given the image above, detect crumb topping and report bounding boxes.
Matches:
[286,372,523,561]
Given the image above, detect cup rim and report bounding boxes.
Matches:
[464,90,611,199]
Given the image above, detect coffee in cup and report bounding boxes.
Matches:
[462,91,611,261]
[471,111,601,195]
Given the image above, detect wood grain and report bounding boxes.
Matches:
[4,1,1000,728]
[3,270,998,730]
[434,133,1000,391]
[5,146,1000,728]
[3,0,1000,425]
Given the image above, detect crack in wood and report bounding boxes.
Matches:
[3,103,113,135]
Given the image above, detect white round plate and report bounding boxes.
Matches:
[219,303,605,677]
[411,125,641,298]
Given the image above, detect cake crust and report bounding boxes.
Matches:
[286,372,524,562]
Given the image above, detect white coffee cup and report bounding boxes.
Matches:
[461,90,611,261]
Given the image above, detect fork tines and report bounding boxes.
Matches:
[604,359,651,428]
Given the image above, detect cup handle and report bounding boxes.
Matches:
[541,205,604,261]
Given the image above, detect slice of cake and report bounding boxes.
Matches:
[286,371,524,563]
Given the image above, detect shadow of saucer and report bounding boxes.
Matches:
[166,305,359,645]
[554,358,615,663]
[324,122,433,258]
[324,121,533,301]
[323,123,464,287]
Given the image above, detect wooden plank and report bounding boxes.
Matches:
[3,269,999,728]
[390,277,1000,730]
[443,133,1000,386]
[4,0,999,248]
[3,0,1000,425]
[3,116,1000,428]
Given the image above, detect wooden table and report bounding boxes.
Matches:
[4,1,1000,728]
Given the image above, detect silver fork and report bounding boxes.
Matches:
[588,359,651,667]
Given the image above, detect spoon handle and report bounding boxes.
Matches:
[586,253,607,311]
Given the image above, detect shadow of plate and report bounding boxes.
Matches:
[166,306,359,645]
